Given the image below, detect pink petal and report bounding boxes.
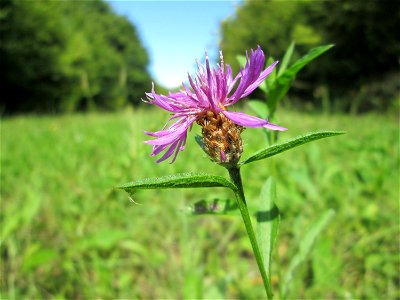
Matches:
[144,117,196,163]
[221,110,287,131]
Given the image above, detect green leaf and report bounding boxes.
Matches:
[259,56,276,93]
[267,44,334,117]
[240,131,345,166]
[284,44,333,78]
[117,173,237,195]
[247,100,269,119]
[277,41,295,77]
[22,246,58,273]
[183,267,204,299]
[187,198,239,216]
[282,209,335,298]
[272,44,333,89]
[265,56,277,88]
[1,194,42,246]
[256,177,280,280]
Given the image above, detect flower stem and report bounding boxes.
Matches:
[227,166,273,299]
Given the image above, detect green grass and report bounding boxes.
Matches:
[1,107,399,299]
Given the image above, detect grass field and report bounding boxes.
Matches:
[1,107,399,299]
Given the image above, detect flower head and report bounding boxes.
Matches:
[144,46,287,164]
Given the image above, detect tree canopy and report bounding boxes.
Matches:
[219,0,399,112]
[0,0,151,113]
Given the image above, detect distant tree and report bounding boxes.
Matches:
[0,0,151,113]
[306,0,400,111]
[219,0,400,112]
[0,0,70,112]
[57,0,151,111]
[219,0,316,73]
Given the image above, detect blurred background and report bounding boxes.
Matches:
[1,0,399,299]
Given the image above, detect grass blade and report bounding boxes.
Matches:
[240,131,345,166]
[256,177,280,279]
[282,209,335,298]
[277,41,295,77]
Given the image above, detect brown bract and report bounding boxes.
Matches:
[197,111,244,165]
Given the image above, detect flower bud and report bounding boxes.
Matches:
[197,111,244,166]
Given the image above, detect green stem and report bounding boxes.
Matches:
[227,166,273,299]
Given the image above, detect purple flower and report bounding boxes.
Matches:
[145,46,287,163]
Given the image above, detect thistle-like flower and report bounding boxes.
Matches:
[144,46,287,164]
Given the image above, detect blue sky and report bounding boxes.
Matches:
[108,1,240,88]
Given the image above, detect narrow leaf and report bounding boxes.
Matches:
[117,173,237,195]
[240,131,345,166]
[265,56,277,88]
[260,56,276,93]
[256,177,280,279]
[283,44,333,77]
[267,44,334,116]
[22,247,58,273]
[277,41,295,77]
[282,209,335,298]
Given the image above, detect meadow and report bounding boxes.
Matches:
[1,107,399,299]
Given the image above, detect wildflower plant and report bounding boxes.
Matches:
[118,44,343,299]
[144,46,286,164]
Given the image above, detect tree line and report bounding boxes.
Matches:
[1,0,398,114]
[220,0,399,113]
[0,0,151,113]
